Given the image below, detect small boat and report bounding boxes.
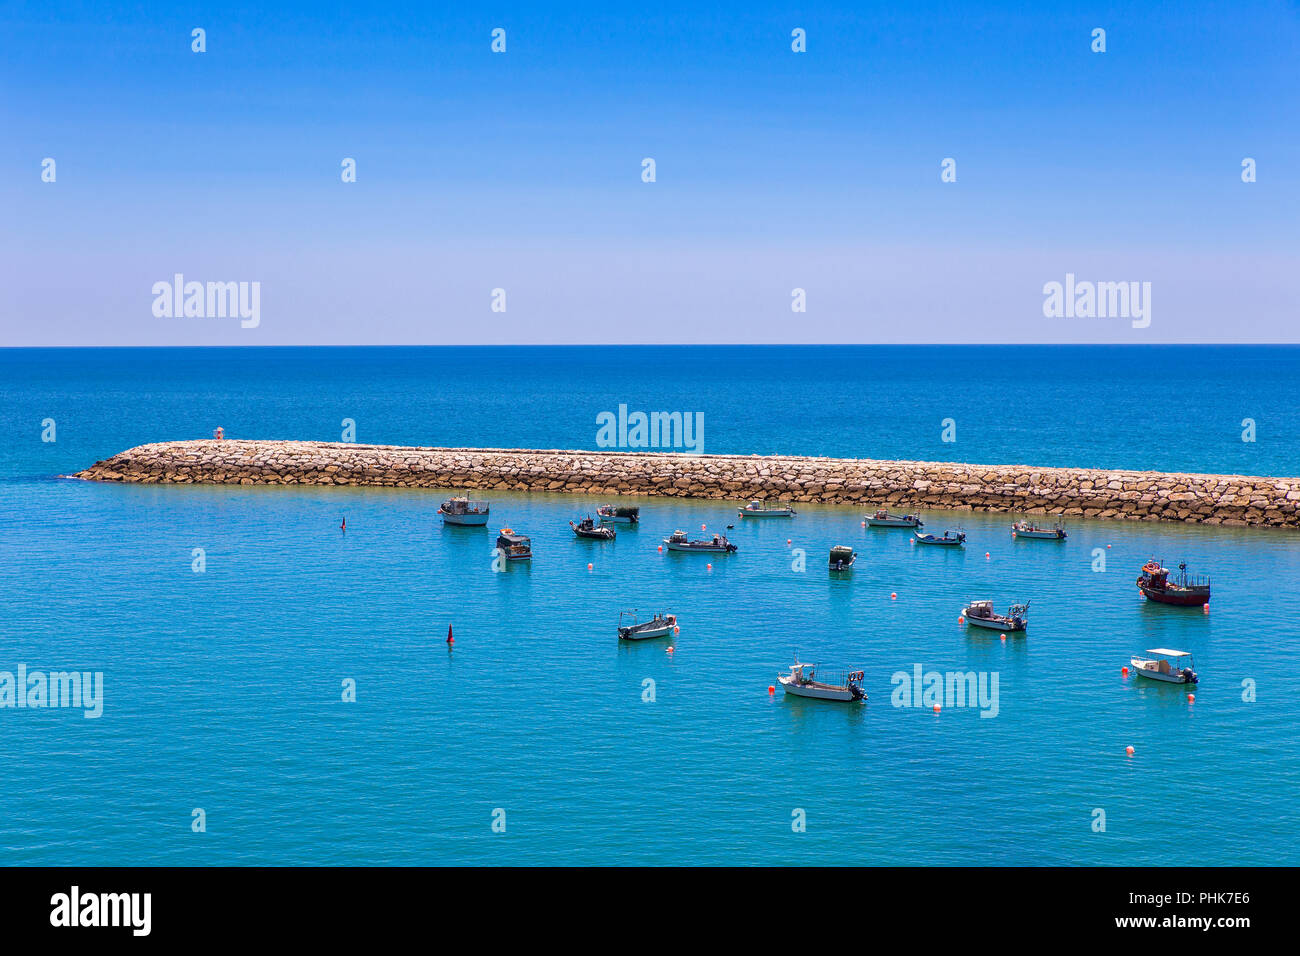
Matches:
[866,509,923,528]
[596,505,639,524]
[778,662,867,702]
[663,530,737,553]
[1130,648,1199,684]
[962,599,1029,632]
[495,528,532,561]
[1012,518,1067,540]
[828,545,857,571]
[913,529,965,546]
[438,496,490,526]
[617,609,676,641]
[737,499,796,518]
[570,516,616,540]
[1137,561,1211,606]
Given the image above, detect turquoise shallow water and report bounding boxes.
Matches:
[1,347,1298,865]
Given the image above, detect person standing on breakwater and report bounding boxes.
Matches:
[213,426,224,440]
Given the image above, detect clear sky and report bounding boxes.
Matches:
[1,1,1296,345]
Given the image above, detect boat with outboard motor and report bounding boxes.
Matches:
[617,610,676,641]
[1130,648,1199,684]
[914,529,965,546]
[962,599,1029,632]
[829,545,857,571]
[663,530,737,553]
[438,496,490,526]
[1012,518,1067,540]
[495,529,532,561]
[570,516,616,540]
[867,509,923,528]
[737,499,796,518]
[596,505,639,524]
[777,661,867,702]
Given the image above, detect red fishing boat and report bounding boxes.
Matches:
[1136,561,1210,606]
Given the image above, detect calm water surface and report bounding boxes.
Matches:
[0,347,1296,865]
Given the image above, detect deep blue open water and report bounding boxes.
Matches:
[1,346,1297,865]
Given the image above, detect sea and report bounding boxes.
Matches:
[0,345,1297,865]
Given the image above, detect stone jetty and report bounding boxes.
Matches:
[74,440,1300,528]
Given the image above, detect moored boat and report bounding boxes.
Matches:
[663,530,737,553]
[1130,648,1199,684]
[1136,561,1211,606]
[495,528,532,561]
[914,529,965,546]
[778,662,866,702]
[829,545,857,571]
[596,505,639,524]
[962,599,1029,632]
[737,499,796,518]
[617,609,676,641]
[1012,518,1067,540]
[570,516,616,540]
[438,496,490,526]
[867,509,923,528]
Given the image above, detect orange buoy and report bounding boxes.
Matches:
[985,552,991,559]
[657,545,663,553]
[706,563,712,570]
[1121,666,1129,676]
[768,685,775,694]
[860,520,866,527]
[1107,544,1112,549]
[1187,693,1195,703]
[890,592,897,600]
[958,616,964,624]
[701,524,706,531]
[673,625,680,634]
[933,704,941,713]
[786,538,791,546]
[1000,634,1006,642]
[587,562,593,571]
[1125,745,1135,756]
[1203,603,1210,612]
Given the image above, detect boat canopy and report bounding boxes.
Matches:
[1145,648,1192,658]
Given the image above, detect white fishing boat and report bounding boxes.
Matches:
[1012,518,1067,540]
[737,499,796,518]
[778,662,866,702]
[962,599,1029,632]
[866,508,923,528]
[439,496,490,526]
[617,609,676,641]
[1130,649,1198,684]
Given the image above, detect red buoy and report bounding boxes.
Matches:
[1126,745,1135,756]
[446,624,454,645]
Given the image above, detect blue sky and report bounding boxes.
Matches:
[1,0,1297,344]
